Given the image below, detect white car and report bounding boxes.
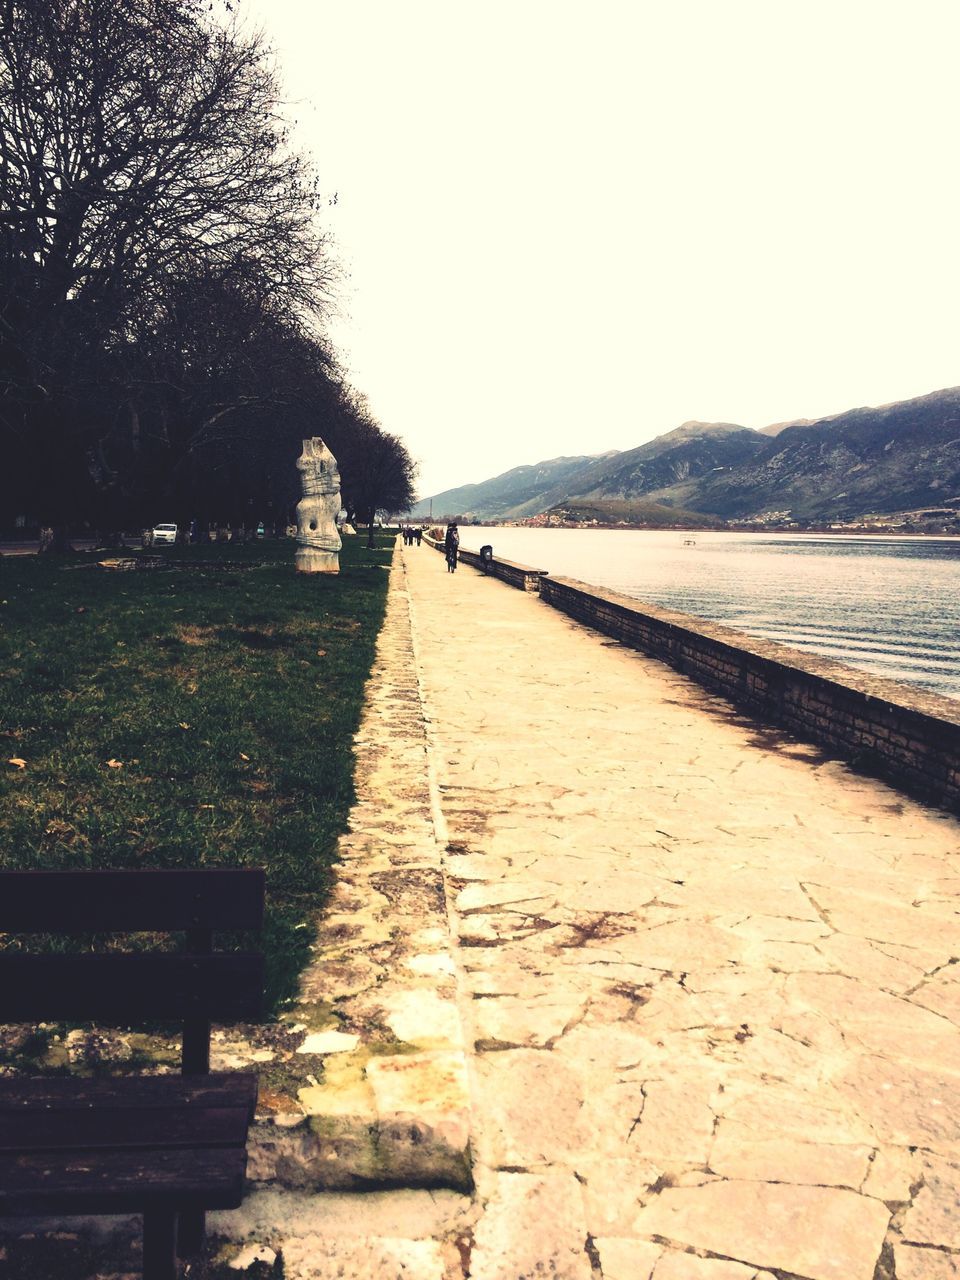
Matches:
[151,523,178,545]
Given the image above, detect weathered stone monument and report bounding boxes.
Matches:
[295,437,342,574]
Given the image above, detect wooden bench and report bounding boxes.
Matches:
[0,867,265,1280]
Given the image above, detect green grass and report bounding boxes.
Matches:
[0,535,394,1012]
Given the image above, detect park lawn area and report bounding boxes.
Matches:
[0,534,394,1012]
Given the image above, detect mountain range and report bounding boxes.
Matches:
[410,386,960,525]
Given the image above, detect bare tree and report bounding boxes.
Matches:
[0,0,333,529]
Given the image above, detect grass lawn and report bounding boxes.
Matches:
[0,534,394,1013]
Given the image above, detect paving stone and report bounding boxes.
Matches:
[633,1180,889,1280]
[472,993,587,1048]
[472,1050,589,1168]
[709,1120,872,1188]
[802,881,960,955]
[894,1245,960,1279]
[377,988,464,1047]
[577,1157,664,1235]
[229,1243,277,1269]
[901,1156,960,1249]
[216,1185,470,1241]
[593,1237,662,1279]
[365,1051,470,1135]
[836,1054,960,1157]
[469,1172,594,1280]
[785,972,959,1070]
[456,881,558,913]
[615,1077,717,1167]
[813,932,927,993]
[728,914,831,944]
[720,1083,878,1146]
[296,1031,359,1055]
[862,1145,918,1202]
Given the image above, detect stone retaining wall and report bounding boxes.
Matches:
[539,574,960,815]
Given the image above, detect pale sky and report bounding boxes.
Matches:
[239,0,960,499]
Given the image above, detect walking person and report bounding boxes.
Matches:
[444,521,459,573]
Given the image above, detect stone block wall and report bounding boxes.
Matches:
[538,574,960,815]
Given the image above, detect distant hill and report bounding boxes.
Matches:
[690,387,960,520]
[412,387,960,524]
[548,422,768,511]
[549,499,720,528]
[407,454,613,521]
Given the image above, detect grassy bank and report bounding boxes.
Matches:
[0,535,394,1011]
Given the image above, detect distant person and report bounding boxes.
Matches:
[415,526,422,546]
[444,521,459,573]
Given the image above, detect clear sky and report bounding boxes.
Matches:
[239,0,960,500]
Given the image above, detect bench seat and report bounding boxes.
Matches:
[0,1073,257,1216]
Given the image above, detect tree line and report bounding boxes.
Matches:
[0,0,416,540]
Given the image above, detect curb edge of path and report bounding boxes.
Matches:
[247,544,475,1193]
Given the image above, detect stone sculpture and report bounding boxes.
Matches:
[295,437,342,574]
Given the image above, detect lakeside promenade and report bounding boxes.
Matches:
[390,537,960,1280]
[6,538,958,1278]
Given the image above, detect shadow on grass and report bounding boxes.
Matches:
[0,534,396,1015]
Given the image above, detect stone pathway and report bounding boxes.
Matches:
[396,536,960,1280]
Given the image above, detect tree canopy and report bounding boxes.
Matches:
[0,0,415,532]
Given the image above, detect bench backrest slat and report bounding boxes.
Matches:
[0,1103,252,1153]
[0,868,265,933]
[0,953,264,1023]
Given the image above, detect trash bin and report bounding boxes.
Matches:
[479,545,493,572]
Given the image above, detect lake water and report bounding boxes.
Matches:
[456,527,960,702]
